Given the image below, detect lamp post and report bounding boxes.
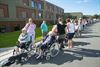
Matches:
[39,12,41,19]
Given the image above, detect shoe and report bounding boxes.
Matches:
[62,46,65,48]
[66,47,70,49]
[59,47,63,50]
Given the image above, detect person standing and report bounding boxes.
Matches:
[66,18,75,48]
[23,18,36,46]
[74,19,80,37]
[40,20,48,38]
[53,18,66,50]
[79,18,84,33]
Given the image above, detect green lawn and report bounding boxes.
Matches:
[0,25,53,48]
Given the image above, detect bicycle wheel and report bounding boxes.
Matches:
[50,42,60,57]
[46,54,51,60]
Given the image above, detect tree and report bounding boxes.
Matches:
[82,15,88,19]
[98,14,100,19]
[93,14,99,19]
[72,16,77,19]
[63,13,72,20]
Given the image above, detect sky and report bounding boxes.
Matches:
[46,0,100,15]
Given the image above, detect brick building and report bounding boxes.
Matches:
[0,0,64,32]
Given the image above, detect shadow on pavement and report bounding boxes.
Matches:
[23,48,100,65]
[76,35,100,38]
[64,48,100,57]
[82,30,93,34]
[73,41,90,46]
[23,50,83,65]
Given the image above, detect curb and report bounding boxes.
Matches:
[0,49,14,62]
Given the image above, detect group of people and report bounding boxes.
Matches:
[15,17,92,58]
[39,17,93,50]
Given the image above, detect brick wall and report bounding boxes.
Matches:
[0,21,25,32]
[0,20,54,32]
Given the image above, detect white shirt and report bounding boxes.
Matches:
[79,23,83,30]
[67,22,75,33]
[75,24,79,30]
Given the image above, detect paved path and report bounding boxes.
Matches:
[1,22,100,67]
[0,47,15,62]
[0,47,13,53]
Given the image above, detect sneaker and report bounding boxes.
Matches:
[59,47,63,50]
[66,47,70,49]
[62,45,65,48]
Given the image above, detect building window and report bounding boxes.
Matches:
[21,11,27,18]
[31,0,35,8]
[0,9,4,17]
[38,3,41,10]
[16,7,28,19]
[0,4,9,18]
[35,2,38,9]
